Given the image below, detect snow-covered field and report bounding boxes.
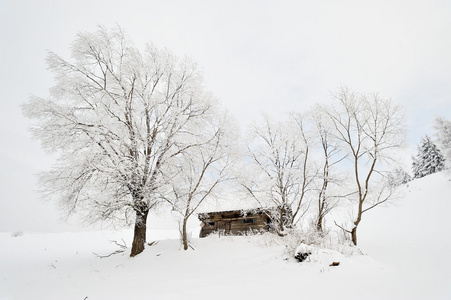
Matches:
[1,172,450,300]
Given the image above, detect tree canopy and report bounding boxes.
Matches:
[22,26,219,256]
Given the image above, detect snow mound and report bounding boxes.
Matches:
[295,244,343,265]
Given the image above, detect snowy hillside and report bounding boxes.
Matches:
[359,171,451,299]
[1,172,450,300]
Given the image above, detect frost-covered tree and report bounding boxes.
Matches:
[239,115,314,233]
[387,168,411,187]
[289,113,316,226]
[163,113,237,250]
[434,116,451,168]
[309,107,346,233]
[327,87,406,246]
[412,135,445,179]
[22,26,216,257]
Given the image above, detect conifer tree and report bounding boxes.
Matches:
[434,116,451,168]
[388,168,411,187]
[412,135,445,179]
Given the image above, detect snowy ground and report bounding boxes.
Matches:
[1,172,450,300]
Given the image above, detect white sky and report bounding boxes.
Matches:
[1,0,450,232]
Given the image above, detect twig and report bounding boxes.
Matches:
[93,249,125,258]
[110,238,127,249]
[147,241,159,246]
[94,238,127,258]
[334,221,352,234]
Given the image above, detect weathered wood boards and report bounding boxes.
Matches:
[198,208,273,237]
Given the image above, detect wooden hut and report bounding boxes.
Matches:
[198,208,279,237]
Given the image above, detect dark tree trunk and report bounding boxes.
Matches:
[316,214,323,233]
[130,210,149,257]
[182,218,188,250]
[352,203,363,246]
[351,226,358,246]
[279,207,284,233]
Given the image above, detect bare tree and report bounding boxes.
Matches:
[163,113,237,250]
[22,26,215,257]
[309,108,346,233]
[326,87,406,245]
[290,113,315,226]
[239,115,313,233]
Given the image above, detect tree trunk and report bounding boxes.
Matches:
[130,210,149,257]
[279,207,284,234]
[316,214,323,233]
[352,203,363,246]
[182,218,188,250]
[351,226,358,246]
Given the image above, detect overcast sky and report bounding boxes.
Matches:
[1,0,450,232]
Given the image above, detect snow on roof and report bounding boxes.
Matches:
[196,192,265,214]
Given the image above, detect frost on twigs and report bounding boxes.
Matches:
[263,227,361,266]
[434,116,451,169]
[237,114,313,234]
[325,87,407,246]
[22,26,222,257]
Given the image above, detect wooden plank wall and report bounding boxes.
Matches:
[199,211,271,237]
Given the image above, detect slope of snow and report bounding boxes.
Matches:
[359,171,451,299]
[1,172,450,300]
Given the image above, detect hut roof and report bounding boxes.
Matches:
[195,192,263,214]
[198,207,274,221]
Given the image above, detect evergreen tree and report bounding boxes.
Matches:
[434,116,451,168]
[412,135,445,179]
[388,168,411,187]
